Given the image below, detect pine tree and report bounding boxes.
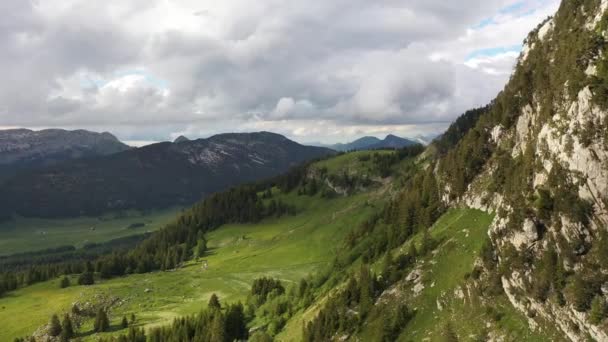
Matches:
[78,271,94,286]
[381,252,394,285]
[49,314,62,337]
[196,238,207,259]
[130,313,136,324]
[208,293,221,310]
[571,274,593,312]
[60,276,70,289]
[210,314,226,342]
[408,243,418,260]
[71,304,81,315]
[420,228,433,255]
[94,309,110,332]
[225,302,247,341]
[121,316,129,328]
[358,265,373,316]
[590,296,607,324]
[60,314,74,341]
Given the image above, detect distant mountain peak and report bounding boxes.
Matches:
[0,128,129,165]
[174,135,190,143]
[328,134,417,151]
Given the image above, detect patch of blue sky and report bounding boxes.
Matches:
[499,1,526,15]
[466,44,522,60]
[471,1,543,30]
[114,69,169,89]
[79,69,168,90]
[79,77,105,89]
[472,17,496,30]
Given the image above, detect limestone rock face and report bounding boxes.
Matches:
[451,2,608,340]
[509,219,540,250]
[534,87,608,223]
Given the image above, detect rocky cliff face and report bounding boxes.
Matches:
[440,1,608,340]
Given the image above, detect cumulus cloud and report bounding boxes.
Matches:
[0,0,560,143]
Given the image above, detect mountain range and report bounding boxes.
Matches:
[323,134,418,152]
[0,131,332,218]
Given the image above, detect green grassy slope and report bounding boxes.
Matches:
[0,177,386,341]
[356,209,563,341]
[312,150,392,174]
[0,208,181,256]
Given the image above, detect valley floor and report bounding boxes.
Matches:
[0,208,181,256]
[1,192,377,341]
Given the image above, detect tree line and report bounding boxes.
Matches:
[0,185,295,298]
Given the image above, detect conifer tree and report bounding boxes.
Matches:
[49,314,62,337]
[590,296,607,324]
[225,302,247,341]
[358,265,373,316]
[571,274,593,312]
[196,238,207,259]
[121,316,129,328]
[420,228,433,255]
[60,314,74,341]
[381,252,394,284]
[60,276,70,289]
[408,243,418,260]
[77,271,94,286]
[208,293,221,310]
[210,314,226,342]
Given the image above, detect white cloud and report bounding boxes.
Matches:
[0,0,561,143]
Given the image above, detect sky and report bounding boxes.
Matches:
[0,0,560,145]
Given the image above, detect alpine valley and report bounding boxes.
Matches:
[2,1,608,342]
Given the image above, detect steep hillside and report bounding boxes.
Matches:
[0,132,333,218]
[432,1,608,340]
[432,0,608,341]
[0,129,130,183]
[274,1,608,341]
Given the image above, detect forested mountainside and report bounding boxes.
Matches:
[266,0,608,339]
[0,129,130,183]
[317,0,608,339]
[360,0,608,340]
[0,132,333,218]
[434,0,608,339]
